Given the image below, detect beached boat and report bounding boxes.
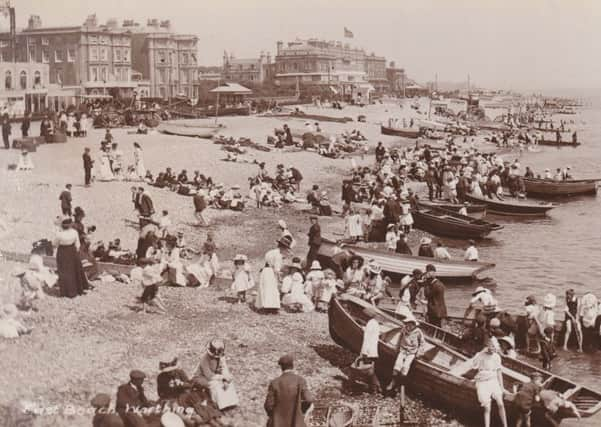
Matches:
[263,112,353,123]
[464,193,555,217]
[524,178,600,197]
[411,206,502,239]
[417,200,487,219]
[158,122,221,139]
[316,240,494,280]
[329,295,601,426]
[537,139,580,147]
[380,125,421,138]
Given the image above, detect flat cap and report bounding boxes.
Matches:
[129,369,146,380]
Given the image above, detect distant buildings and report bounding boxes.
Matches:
[271,38,390,100]
[222,51,271,83]
[0,61,49,116]
[130,19,199,98]
[386,61,406,95]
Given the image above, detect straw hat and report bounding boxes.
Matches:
[310,260,322,270]
[420,237,432,245]
[161,412,185,427]
[207,339,225,358]
[403,313,418,324]
[367,260,381,275]
[472,286,488,296]
[233,254,248,263]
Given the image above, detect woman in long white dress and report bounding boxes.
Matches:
[255,238,290,312]
[97,150,114,181]
[133,142,146,179]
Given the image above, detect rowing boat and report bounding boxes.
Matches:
[524,178,600,197]
[411,206,503,239]
[537,139,580,147]
[417,200,487,219]
[329,295,601,426]
[263,112,353,123]
[316,239,494,280]
[157,122,221,139]
[380,125,421,138]
[464,193,555,217]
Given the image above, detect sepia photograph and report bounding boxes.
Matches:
[0,0,600,426]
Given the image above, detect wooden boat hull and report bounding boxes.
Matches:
[411,207,502,239]
[464,193,555,217]
[316,240,495,280]
[263,113,353,123]
[330,295,601,425]
[417,200,487,219]
[158,123,219,139]
[524,178,599,197]
[380,125,421,138]
[537,139,580,147]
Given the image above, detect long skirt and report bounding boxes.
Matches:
[56,244,87,298]
[255,267,281,309]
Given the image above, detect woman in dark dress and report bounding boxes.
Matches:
[72,207,99,281]
[53,218,88,297]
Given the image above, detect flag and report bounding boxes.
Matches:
[344,27,354,38]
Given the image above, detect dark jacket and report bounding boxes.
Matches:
[264,371,313,427]
[395,239,412,255]
[59,190,72,210]
[83,153,94,170]
[2,121,11,137]
[308,223,321,247]
[115,383,151,427]
[157,368,191,400]
[417,244,434,258]
[424,278,447,319]
[139,193,154,217]
[383,199,401,224]
[93,412,125,427]
[193,193,206,212]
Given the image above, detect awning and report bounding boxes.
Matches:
[82,81,138,89]
[210,82,252,94]
[78,94,113,99]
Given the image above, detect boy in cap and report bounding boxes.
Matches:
[386,314,425,395]
[116,370,154,425]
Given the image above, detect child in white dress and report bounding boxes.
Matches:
[231,254,254,303]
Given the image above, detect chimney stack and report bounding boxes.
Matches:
[27,15,42,30]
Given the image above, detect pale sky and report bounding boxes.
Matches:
[7,0,601,91]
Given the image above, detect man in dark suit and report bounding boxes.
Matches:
[423,264,447,327]
[83,148,94,187]
[138,187,155,219]
[306,216,321,271]
[265,354,313,427]
[59,184,73,216]
[115,370,153,427]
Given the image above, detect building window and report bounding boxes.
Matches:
[99,36,108,45]
[114,48,120,62]
[67,48,76,62]
[89,35,97,44]
[41,37,49,46]
[28,45,36,62]
[90,67,98,82]
[54,50,64,62]
[123,48,129,62]
[41,48,49,63]
[182,53,188,65]
[158,52,166,64]
[5,70,11,89]
[100,67,107,81]
[100,48,107,61]
[0,40,8,48]
[158,69,165,84]
[20,71,27,89]
[90,47,98,61]
[34,71,41,86]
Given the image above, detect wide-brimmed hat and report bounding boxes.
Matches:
[233,254,248,263]
[277,235,293,250]
[387,223,395,230]
[159,357,178,372]
[420,237,432,245]
[207,339,225,358]
[161,412,185,427]
[472,286,488,296]
[367,260,381,275]
[403,313,418,324]
[543,293,556,309]
[310,260,322,270]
